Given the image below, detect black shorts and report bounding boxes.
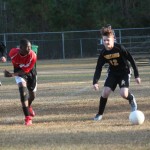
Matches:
[14,68,37,92]
[104,72,131,91]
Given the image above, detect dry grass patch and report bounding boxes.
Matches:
[0,58,149,150]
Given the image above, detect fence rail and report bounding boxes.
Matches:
[0,27,150,60]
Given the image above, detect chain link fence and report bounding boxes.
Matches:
[0,27,150,60]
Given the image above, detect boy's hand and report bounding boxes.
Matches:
[93,84,99,91]
[0,56,6,63]
[135,77,141,84]
[4,70,13,77]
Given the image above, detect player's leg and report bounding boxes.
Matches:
[119,74,137,112]
[15,76,32,125]
[94,74,117,121]
[27,70,37,117]
[28,91,36,106]
[28,91,36,117]
[94,87,112,121]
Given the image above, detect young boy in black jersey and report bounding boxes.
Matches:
[93,26,141,121]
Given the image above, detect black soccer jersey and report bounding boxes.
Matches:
[93,43,139,85]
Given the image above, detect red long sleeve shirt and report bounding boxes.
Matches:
[9,48,37,73]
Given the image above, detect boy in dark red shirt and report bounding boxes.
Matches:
[4,39,37,125]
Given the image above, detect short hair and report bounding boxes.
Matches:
[20,38,30,47]
[100,26,114,37]
[105,24,112,29]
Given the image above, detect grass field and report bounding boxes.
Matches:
[0,58,149,150]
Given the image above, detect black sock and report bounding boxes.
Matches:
[98,96,108,115]
[28,101,32,107]
[28,99,33,107]
[126,92,133,103]
[22,106,30,116]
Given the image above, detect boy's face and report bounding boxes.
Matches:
[102,35,114,50]
[20,42,31,56]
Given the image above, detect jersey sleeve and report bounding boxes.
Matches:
[9,48,18,58]
[121,45,139,78]
[93,51,106,85]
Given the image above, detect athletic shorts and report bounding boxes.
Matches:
[104,72,131,91]
[15,68,37,92]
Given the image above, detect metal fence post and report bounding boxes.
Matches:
[62,32,65,59]
[119,29,122,44]
[80,38,83,57]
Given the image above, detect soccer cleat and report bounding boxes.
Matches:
[25,116,32,126]
[29,106,35,117]
[94,114,103,121]
[130,94,137,112]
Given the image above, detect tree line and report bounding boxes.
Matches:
[0,0,150,33]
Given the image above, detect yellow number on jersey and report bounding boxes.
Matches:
[109,59,118,66]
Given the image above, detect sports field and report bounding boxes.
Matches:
[0,58,149,150]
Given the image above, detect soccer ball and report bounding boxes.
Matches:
[129,110,145,125]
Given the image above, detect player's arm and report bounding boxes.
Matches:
[126,55,141,84]
[0,42,7,62]
[122,46,141,84]
[4,69,26,77]
[93,54,105,90]
[126,51,139,78]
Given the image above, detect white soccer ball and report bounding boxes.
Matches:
[129,110,145,125]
